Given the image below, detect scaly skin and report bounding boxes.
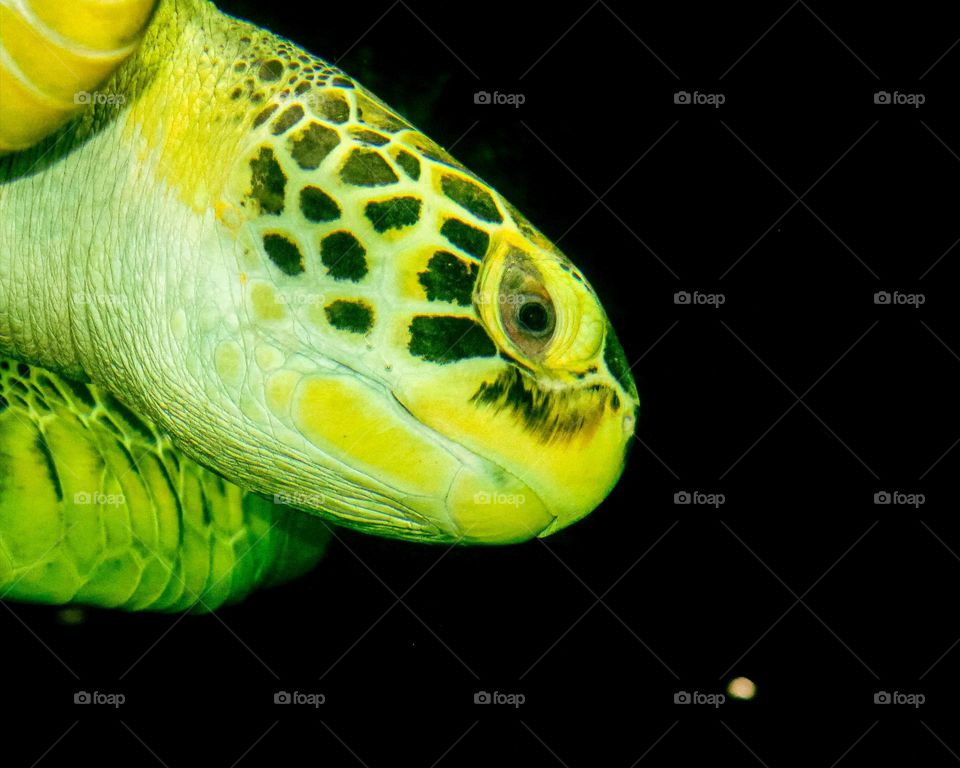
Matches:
[0,0,638,608]
[0,357,328,611]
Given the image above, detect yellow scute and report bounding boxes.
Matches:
[291,376,459,497]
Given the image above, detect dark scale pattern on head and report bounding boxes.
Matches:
[350,128,390,146]
[441,174,503,223]
[289,122,340,170]
[440,218,490,259]
[394,149,420,180]
[300,186,341,222]
[505,200,541,242]
[252,103,278,127]
[294,81,311,96]
[340,149,398,187]
[408,134,467,172]
[418,251,479,306]
[602,320,638,399]
[249,147,286,215]
[307,90,350,123]
[364,197,421,233]
[408,316,497,364]
[355,92,411,133]
[258,59,285,82]
[271,104,305,135]
[320,231,368,281]
[263,233,305,275]
[331,76,354,88]
[324,300,374,334]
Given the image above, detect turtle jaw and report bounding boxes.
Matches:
[395,356,638,544]
[446,466,556,544]
[537,401,639,539]
[443,389,634,543]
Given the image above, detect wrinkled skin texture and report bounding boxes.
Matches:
[0,0,637,609]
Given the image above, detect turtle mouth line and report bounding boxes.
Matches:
[535,516,563,538]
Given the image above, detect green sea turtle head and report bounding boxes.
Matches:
[1,0,639,545]
[205,74,641,543]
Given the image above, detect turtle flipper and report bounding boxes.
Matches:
[0,359,328,612]
[0,0,157,152]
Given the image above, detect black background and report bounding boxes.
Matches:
[5,0,960,764]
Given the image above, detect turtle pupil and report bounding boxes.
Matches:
[518,301,548,333]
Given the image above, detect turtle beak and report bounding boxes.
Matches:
[532,395,636,538]
[447,465,556,544]
[445,394,636,544]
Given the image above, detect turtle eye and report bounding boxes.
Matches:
[499,264,556,356]
[515,296,555,337]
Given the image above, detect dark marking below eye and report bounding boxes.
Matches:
[300,186,341,222]
[394,149,421,180]
[289,122,340,170]
[418,251,478,306]
[440,174,503,223]
[364,197,421,232]
[440,218,490,259]
[472,369,614,443]
[258,59,285,82]
[340,149,399,186]
[271,104,305,134]
[408,316,497,364]
[324,300,374,334]
[263,233,305,276]
[249,147,286,215]
[320,231,367,282]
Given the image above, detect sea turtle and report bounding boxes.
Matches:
[0,0,639,611]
